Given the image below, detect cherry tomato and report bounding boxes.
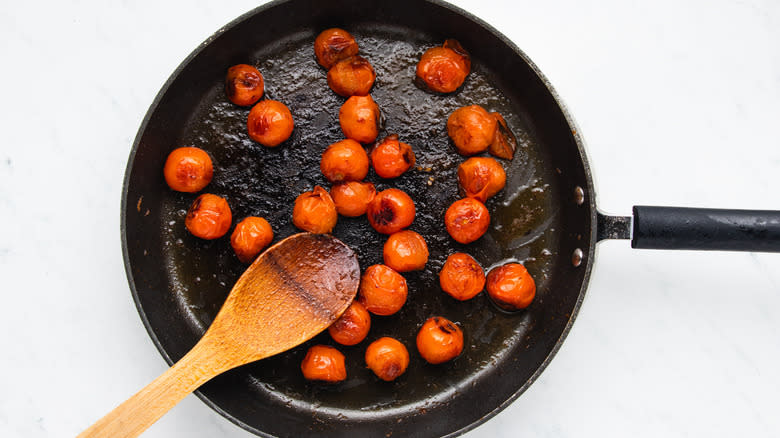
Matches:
[457,157,506,202]
[314,28,359,69]
[330,181,376,217]
[444,197,490,244]
[327,55,376,97]
[486,263,536,311]
[439,253,485,301]
[328,301,371,346]
[370,134,415,179]
[358,264,408,316]
[416,316,464,364]
[383,230,429,272]
[301,345,346,382]
[163,147,213,193]
[447,105,497,155]
[339,95,380,144]
[225,64,264,106]
[320,139,369,183]
[247,100,294,147]
[292,186,338,234]
[365,337,409,382]
[415,39,470,93]
[367,188,416,235]
[230,216,273,263]
[185,193,232,240]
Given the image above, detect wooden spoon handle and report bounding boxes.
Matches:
[77,340,231,438]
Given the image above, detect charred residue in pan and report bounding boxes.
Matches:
[157,25,561,413]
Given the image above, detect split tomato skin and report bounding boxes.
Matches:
[314,28,359,69]
[225,64,264,106]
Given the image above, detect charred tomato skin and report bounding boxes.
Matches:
[328,301,371,346]
[444,197,490,244]
[185,193,232,240]
[367,188,416,235]
[416,316,464,364]
[365,337,410,382]
[439,252,485,301]
[314,28,359,69]
[225,64,264,106]
[247,100,294,147]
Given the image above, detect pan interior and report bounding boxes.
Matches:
[124,3,592,437]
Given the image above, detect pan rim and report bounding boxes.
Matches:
[119,0,598,436]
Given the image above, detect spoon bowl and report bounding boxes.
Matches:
[78,233,360,438]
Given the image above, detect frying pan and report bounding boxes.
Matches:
[121,0,780,437]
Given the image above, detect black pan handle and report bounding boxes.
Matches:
[597,206,780,252]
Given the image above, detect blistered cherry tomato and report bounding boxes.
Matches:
[314,28,359,69]
[439,253,485,301]
[370,134,415,179]
[247,100,294,147]
[383,230,429,272]
[230,216,273,263]
[444,198,490,244]
[327,55,376,97]
[358,264,408,316]
[486,263,536,311]
[415,39,471,93]
[328,301,371,346]
[301,345,346,382]
[457,157,506,202]
[365,337,409,382]
[292,186,338,234]
[416,316,464,364]
[339,95,380,144]
[225,64,264,106]
[320,139,369,183]
[367,188,416,235]
[447,105,497,155]
[163,147,213,193]
[185,194,232,240]
[330,181,376,217]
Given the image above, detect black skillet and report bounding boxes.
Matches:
[121,0,780,436]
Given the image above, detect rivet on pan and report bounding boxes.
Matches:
[572,248,583,267]
[574,186,585,205]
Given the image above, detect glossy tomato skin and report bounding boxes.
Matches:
[486,263,536,311]
[444,198,490,244]
[457,157,506,202]
[320,139,369,183]
[367,188,415,235]
[447,105,497,155]
[439,253,485,301]
[328,301,371,346]
[292,186,338,234]
[416,316,464,364]
[247,100,294,147]
[327,55,376,97]
[301,345,347,383]
[365,337,409,382]
[185,194,232,240]
[225,64,264,106]
[383,230,429,272]
[415,39,470,93]
[358,264,408,316]
[330,181,376,217]
[163,147,213,193]
[314,28,359,69]
[339,95,380,144]
[370,134,415,179]
[230,216,273,263]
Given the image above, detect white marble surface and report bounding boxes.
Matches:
[2,0,780,437]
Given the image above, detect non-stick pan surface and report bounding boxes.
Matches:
[122,0,594,436]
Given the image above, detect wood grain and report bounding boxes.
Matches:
[78,233,359,438]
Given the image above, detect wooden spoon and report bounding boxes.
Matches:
[78,233,360,438]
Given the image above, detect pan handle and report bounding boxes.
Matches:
[597,206,780,252]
